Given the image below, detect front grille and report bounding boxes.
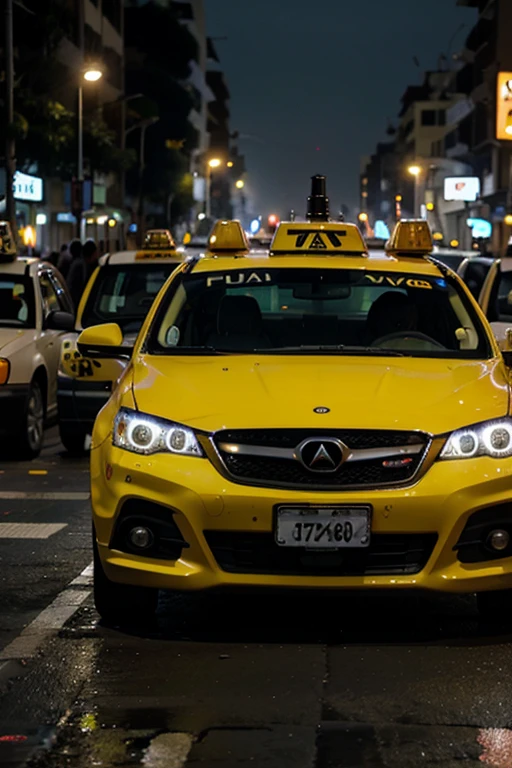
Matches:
[217,429,423,450]
[212,429,429,490]
[204,531,438,576]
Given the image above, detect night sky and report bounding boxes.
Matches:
[204,0,476,220]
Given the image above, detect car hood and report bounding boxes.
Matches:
[131,355,510,435]
[0,328,29,354]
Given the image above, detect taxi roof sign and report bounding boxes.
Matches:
[386,219,433,257]
[208,220,249,254]
[270,221,367,256]
[144,229,176,250]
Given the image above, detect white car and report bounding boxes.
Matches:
[0,256,74,458]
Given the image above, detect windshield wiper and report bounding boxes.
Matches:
[251,345,405,357]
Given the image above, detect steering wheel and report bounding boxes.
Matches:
[371,331,447,350]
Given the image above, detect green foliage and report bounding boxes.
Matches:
[2,0,134,178]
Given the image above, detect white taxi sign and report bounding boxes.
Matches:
[270,222,367,256]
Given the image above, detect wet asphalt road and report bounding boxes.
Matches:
[1,431,512,767]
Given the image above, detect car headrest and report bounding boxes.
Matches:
[367,290,417,337]
[217,295,263,336]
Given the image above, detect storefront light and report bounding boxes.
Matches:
[36,213,47,225]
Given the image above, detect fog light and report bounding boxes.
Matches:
[129,526,153,549]
[487,529,510,552]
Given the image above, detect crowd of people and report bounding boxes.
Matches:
[41,238,99,310]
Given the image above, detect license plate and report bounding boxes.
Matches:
[275,506,371,548]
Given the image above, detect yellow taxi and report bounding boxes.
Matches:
[79,177,512,624]
[57,232,184,453]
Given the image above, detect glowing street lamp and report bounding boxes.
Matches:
[83,68,103,82]
[235,179,245,189]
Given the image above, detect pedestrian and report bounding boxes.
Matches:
[67,239,99,310]
[59,239,82,279]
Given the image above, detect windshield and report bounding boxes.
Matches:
[0,275,35,328]
[147,267,492,359]
[81,263,179,333]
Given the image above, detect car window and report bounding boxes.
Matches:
[149,267,491,360]
[0,275,35,328]
[463,260,493,300]
[39,273,61,317]
[81,263,178,333]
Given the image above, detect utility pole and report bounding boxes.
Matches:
[5,0,16,241]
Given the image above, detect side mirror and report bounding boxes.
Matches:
[45,310,75,332]
[77,323,133,359]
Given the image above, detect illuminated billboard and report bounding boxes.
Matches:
[496,72,512,141]
[444,177,480,202]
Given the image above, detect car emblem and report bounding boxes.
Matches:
[297,438,348,473]
[313,406,330,414]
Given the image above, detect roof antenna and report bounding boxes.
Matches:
[307,175,329,222]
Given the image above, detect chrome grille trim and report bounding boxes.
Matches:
[217,441,424,463]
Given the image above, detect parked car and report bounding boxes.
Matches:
[57,247,185,454]
[0,255,74,458]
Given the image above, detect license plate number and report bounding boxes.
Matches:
[276,506,371,548]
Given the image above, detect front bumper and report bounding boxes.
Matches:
[58,374,111,433]
[0,384,29,436]
[92,443,512,594]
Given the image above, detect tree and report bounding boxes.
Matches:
[0,0,133,179]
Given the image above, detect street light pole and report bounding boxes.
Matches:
[408,165,422,217]
[205,158,221,220]
[5,0,16,241]
[205,164,211,220]
[78,85,83,182]
[75,66,103,236]
[125,116,159,245]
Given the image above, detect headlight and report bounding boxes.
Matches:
[113,408,203,457]
[440,418,512,460]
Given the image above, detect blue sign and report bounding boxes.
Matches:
[374,220,390,240]
[250,218,260,235]
[467,218,492,239]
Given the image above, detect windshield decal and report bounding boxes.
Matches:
[206,272,272,288]
[365,275,433,290]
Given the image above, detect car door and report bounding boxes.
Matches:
[37,269,69,417]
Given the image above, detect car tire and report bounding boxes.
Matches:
[93,536,159,625]
[477,590,512,624]
[14,381,44,460]
[60,427,88,456]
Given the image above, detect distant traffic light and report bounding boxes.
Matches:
[268,214,279,233]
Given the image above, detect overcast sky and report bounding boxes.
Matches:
[204,0,476,219]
